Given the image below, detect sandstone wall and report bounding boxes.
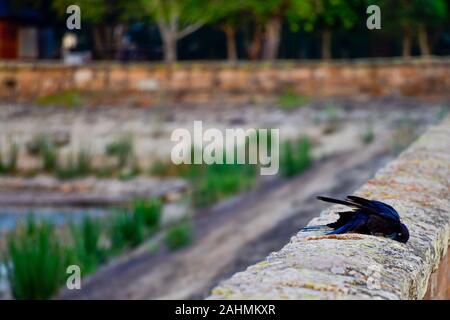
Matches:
[0,58,449,104]
[209,116,450,300]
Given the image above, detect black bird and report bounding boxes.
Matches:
[302,195,409,243]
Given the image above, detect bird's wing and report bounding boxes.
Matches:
[346,196,400,221]
[371,200,401,221]
[327,211,356,229]
[316,196,379,215]
[327,213,369,235]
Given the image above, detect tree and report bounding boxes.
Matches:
[52,0,129,59]
[241,0,288,61]
[301,0,360,59]
[133,0,213,63]
[377,0,447,58]
[208,0,244,62]
[414,0,447,56]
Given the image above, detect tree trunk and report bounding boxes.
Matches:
[262,16,282,61]
[223,24,237,62]
[162,32,177,64]
[104,26,115,59]
[113,24,127,60]
[157,17,203,64]
[418,23,430,57]
[247,25,263,60]
[402,24,412,58]
[321,28,332,60]
[93,26,106,59]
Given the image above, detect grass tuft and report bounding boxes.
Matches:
[70,217,106,274]
[106,135,134,169]
[164,221,193,250]
[280,136,312,177]
[278,91,309,110]
[5,217,71,299]
[35,90,83,108]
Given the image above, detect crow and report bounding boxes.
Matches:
[302,195,409,243]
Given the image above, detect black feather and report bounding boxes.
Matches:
[313,195,410,243]
[327,211,355,229]
[316,196,360,208]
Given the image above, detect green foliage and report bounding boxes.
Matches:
[40,140,59,172]
[280,136,312,178]
[56,149,93,179]
[5,217,71,300]
[70,217,106,274]
[0,142,19,174]
[375,0,447,29]
[35,90,83,109]
[164,221,193,250]
[360,125,375,145]
[106,135,134,169]
[278,91,309,110]
[188,152,257,208]
[3,196,167,299]
[118,157,142,181]
[27,135,60,172]
[51,0,120,23]
[110,210,145,251]
[133,198,162,230]
[135,0,214,25]
[109,198,162,252]
[322,104,341,134]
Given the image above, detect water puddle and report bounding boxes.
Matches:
[0,207,109,232]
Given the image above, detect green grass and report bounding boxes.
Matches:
[118,157,141,181]
[56,149,93,179]
[0,142,18,174]
[106,135,134,169]
[24,134,139,180]
[110,210,145,251]
[150,152,258,208]
[280,136,312,178]
[186,151,258,207]
[360,126,375,145]
[28,136,59,172]
[35,90,83,108]
[133,198,162,230]
[70,217,106,274]
[3,197,166,299]
[151,137,265,208]
[278,91,309,110]
[322,104,341,134]
[164,221,193,251]
[109,198,162,252]
[5,217,71,299]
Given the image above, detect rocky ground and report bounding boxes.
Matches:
[0,96,445,205]
[0,96,444,172]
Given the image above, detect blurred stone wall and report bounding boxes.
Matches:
[0,58,449,104]
[209,116,450,300]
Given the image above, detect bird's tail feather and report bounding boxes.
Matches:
[316,196,358,208]
[300,225,330,232]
